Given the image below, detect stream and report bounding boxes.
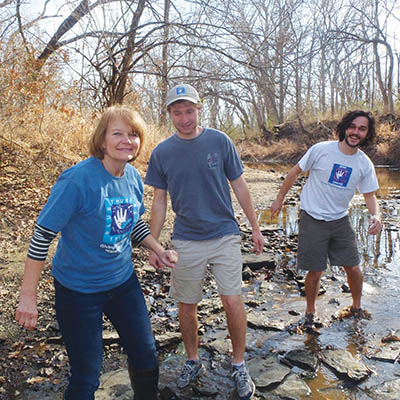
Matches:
[251,166,400,399]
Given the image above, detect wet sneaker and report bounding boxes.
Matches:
[350,307,372,320]
[337,306,372,320]
[303,312,315,329]
[231,363,255,400]
[176,359,204,389]
[300,312,321,335]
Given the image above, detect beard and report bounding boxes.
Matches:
[344,134,366,148]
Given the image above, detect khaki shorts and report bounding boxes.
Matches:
[169,235,243,304]
[297,210,360,271]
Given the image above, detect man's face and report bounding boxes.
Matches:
[169,100,200,139]
[344,116,369,148]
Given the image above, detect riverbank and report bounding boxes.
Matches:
[236,115,400,168]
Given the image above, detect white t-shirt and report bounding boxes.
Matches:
[298,141,379,221]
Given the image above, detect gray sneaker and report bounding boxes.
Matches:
[232,363,255,400]
[176,359,204,389]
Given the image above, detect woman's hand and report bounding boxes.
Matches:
[15,293,38,330]
[156,249,178,269]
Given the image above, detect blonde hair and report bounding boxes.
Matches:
[88,105,147,161]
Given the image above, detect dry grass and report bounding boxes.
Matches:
[237,137,308,164]
[0,46,166,177]
[0,44,399,178]
[371,123,400,166]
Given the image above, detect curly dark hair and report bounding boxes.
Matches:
[336,110,376,147]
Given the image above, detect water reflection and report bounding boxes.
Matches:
[375,166,400,198]
[257,166,400,273]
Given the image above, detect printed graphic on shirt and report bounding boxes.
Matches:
[207,152,218,169]
[328,163,353,187]
[103,196,139,244]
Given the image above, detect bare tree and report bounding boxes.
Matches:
[328,0,395,113]
[3,0,398,132]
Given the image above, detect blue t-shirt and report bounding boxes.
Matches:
[145,128,243,240]
[37,157,145,293]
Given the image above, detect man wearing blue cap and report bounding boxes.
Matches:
[145,84,264,399]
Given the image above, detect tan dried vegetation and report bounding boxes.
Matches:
[0,49,161,263]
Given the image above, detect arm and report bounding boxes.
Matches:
[141,234,177,269]
[363,191,382,235]
[15,258,45,330]
[148,187,168,268]
[230,175,264,255]
[16,224,57,330]
[270,164,302,218]
[149,187,168,240]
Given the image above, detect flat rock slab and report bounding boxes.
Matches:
[283,348,319,372]
[159,354,235,400]
[96,369,132,400]
[319,349,371,382]
[96,354,236,400]
[367,378,400,400]
[247,355,291,389]
[242,253,277,271]
[271,373,312,400]
[155,332,181,348]
[368,343,400,363]
[247,311,285,331]
[204,337,232,355]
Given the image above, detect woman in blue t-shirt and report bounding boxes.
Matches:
[15,105,177,400]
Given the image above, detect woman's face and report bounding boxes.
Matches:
[103,118,140,165]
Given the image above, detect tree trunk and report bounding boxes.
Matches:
[113,0,147,104]
[38,0,90,64]
[160,0,171,129]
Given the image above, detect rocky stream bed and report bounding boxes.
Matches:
[1,167,400,400]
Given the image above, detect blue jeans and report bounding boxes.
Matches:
[54,272,158,400]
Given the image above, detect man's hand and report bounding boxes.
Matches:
[251,230,264,255]
[158,249,178,268]
[149,249,178,270]
[368,215,382,235]
[270,198,283,219]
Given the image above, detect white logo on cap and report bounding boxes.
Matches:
[176,87,186,95]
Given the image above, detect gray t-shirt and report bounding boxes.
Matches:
[298,141,379,221]
[145,128,243,240]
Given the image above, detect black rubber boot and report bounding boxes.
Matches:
[128,361,159,400]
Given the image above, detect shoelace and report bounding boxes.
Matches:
[232,368,248,389]
[181,363,195,380]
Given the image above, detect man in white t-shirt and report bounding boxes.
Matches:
[271,110,382,329]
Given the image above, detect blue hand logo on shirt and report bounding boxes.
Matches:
[328,164,352,187]
[103,197,139,244]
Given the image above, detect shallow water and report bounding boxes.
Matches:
[253,165,400,399]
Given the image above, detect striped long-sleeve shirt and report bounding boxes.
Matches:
[27,219,151,261]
